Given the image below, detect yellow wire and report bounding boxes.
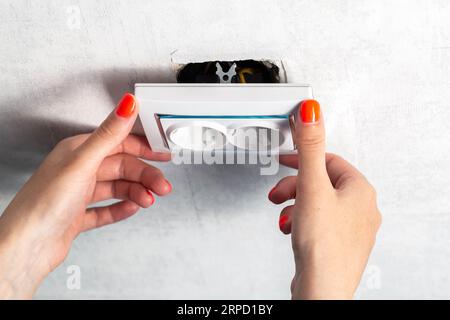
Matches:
[238,68,254,83]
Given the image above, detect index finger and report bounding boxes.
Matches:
[279,153,364,189]
[111,135,171,162]
[60,134,171,162]
[279,154,298,169]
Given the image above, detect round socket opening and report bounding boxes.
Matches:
[167,124,227,151]
[228,125,284,151]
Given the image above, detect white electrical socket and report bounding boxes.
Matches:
[135,84,313,154]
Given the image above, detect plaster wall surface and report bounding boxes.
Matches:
[1,0,450,299]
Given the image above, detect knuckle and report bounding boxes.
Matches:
[369,212,382,235]
[366,194,381,230]
[367,183,378,202]
[325,152,344,167]
[95,121,117,142]
[297,133,325,151]
[325,152,337,165]
[354,178,377,201]
[118,155,130,178]
[150,166,164,179]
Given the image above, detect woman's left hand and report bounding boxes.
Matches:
[0,93,172,298]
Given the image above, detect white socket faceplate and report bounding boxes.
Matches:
[135,84,313,154]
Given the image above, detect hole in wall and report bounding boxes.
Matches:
[176,60,281,83]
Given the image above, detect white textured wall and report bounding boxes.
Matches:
[1,0,450,299]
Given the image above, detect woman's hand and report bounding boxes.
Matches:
[269,100,382,299]
[0,93,172,299]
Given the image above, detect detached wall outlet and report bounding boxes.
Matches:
[135,83,313,154]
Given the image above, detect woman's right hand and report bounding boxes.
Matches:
[269,100,382,299]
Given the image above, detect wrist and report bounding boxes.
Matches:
[0,215,49,299]
[292,245,356,300]
[291,272,354,300]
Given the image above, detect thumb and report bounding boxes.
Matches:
[76,93,138,164]
[295,99,330,191]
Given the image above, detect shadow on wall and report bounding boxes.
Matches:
[0,68,282,198]
[0,67,175,193]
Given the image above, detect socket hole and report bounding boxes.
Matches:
[229,126,284,151]
[168,125,227,151]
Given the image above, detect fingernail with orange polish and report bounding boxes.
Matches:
[279,215,289,232]
[300,99,320,123]
[116,93,136,118]
[146,190,155,206]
